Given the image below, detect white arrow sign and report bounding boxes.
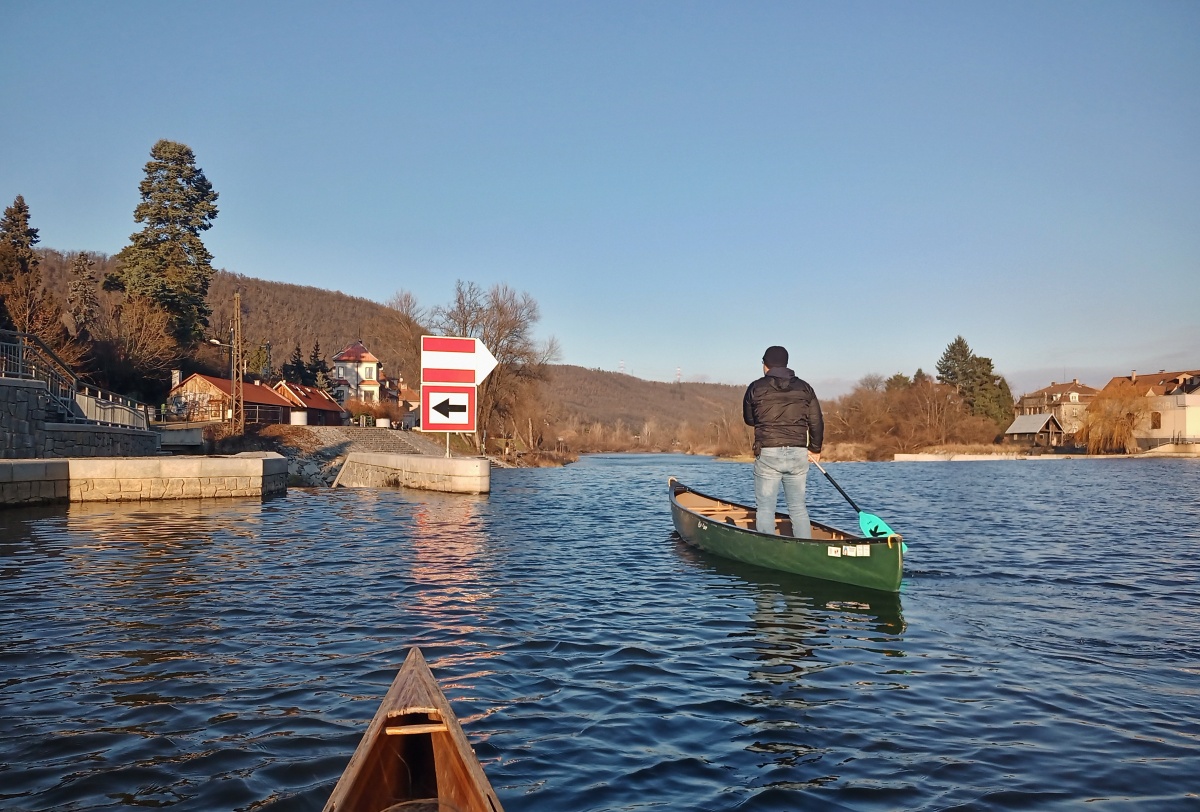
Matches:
[420,385,476,432]
[421,335,498,386]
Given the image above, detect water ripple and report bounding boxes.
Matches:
[1,455,1198,810]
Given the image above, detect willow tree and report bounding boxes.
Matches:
[107,140,219,346]
[1075,384,1149,454]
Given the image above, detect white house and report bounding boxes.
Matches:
[1101,369,1200,450]
[331,340,382,403]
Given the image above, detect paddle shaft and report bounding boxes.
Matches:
[811,459,863,514]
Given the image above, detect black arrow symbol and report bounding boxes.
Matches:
[433,398,467,418]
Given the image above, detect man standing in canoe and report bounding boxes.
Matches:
[743,345,824,537]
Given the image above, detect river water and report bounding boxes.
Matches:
[1,454,1198,811]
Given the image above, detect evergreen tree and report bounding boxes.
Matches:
[306,340,330,388]
[935,335,1014,427]
[107,140,219,345]
[0,195,71,351]
[281,344,307,384]
[935,336,975,392]
[0,195,42,331]
[67,252,100,337]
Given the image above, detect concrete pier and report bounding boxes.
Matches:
[333,452,490,494]
[0,452,288,508]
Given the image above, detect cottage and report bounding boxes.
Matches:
[331,341,382,403]
[274,381,346,426]
[1004,414,1065,448]
[1015,379,1098,434]
[166,374,293,424]
[1101,369,1200,450]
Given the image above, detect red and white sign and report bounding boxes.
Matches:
[421,335,498,386]
[421,385,477,433]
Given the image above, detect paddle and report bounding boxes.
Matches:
[810,458,905,547]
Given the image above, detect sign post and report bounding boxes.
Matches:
[419,336,498,456]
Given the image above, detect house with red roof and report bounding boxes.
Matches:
[1014,378,1099,434]
[1100,369,1200,450]
[166,374,293,424]
[273,381,346,426]
[330,340,382,404]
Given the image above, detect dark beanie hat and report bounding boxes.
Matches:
[763,345,788,368]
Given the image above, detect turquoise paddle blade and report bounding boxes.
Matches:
[859,511,893,538]
[860,512,908,552]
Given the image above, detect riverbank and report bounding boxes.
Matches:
[896,444,1200,461]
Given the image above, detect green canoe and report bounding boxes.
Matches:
[668,478,904,593]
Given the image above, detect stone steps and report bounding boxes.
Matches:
[305,426,443,456]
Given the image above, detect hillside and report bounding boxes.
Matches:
[36,249,747,447]
[38,251,424,385]
[543,364,744,433]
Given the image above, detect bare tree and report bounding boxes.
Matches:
[383,289,429,383]
[430,280,559,450]
[90,296,184,394]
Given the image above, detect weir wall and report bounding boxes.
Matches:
[334,452,490,494]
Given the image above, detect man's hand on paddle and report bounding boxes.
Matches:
[808,451,821,464]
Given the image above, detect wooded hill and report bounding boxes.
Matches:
[539,365,751,454]
[39,250,424,385]
[37,249,744,439]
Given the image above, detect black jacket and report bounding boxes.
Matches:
[743,368,823,454]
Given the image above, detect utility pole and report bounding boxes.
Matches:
[231,291,245,434]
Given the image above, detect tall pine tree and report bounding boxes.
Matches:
[307,341,331,390]
[0,195,69,346]
[936,335,1014,427]
[107,140,219,346]
[67,252,100,338]
[281,344,308,384]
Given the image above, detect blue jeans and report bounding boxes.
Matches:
[754,446,812,537]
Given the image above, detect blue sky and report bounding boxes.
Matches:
[3,1,1197,396]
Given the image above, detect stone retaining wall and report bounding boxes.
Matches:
[0,453,288,508]
[1,378,158,458]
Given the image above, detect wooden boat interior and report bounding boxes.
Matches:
[672,485,851,541]
[324,648,502,812]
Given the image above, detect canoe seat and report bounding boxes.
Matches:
[385,722,448,735]
[384,710,449,736]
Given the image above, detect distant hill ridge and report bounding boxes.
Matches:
[543,364,744,432]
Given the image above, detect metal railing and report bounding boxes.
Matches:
[0,329,150,430]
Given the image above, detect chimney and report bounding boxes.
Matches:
[1131,369,1137,383]
[1073,378,1078,385]
[171,369,182,388]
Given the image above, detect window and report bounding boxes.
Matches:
[1069,393,1078,403]
[1150,412,1161,430]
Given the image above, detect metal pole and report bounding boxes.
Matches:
[445,432,450,458]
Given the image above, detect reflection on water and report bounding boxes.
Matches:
[1,455,1198,811]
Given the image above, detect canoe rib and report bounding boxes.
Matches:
[323,647,504,812]
[668,477,903,593]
